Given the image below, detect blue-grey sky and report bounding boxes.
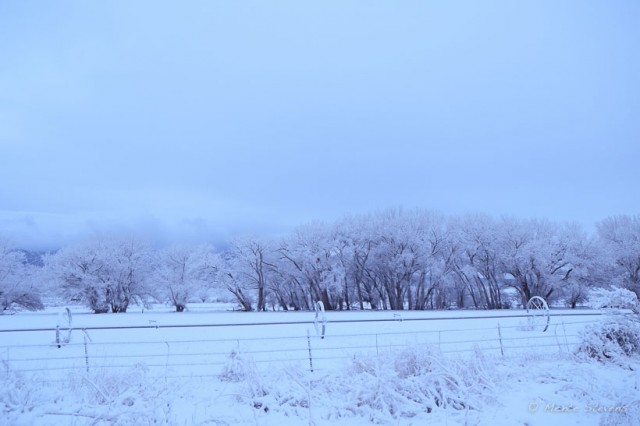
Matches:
[1,1,639,250]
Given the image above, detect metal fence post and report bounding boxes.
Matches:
[82,329,91,373]
[498,323,504,358]
[307,329,314,373]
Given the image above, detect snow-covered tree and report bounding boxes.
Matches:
[597,215,640,297]
[47,235,154,313]
[498,218,590,307]
[228,237,279,312]
[556,226,602,308]
[371,209,454,310]
[219,260,254,312]
[450,214,505,309]
[0,238,44,312]
[154,244,219,312]
[277,222,346,311]
[333,215,376,310]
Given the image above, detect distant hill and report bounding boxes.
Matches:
[15,249,49,267]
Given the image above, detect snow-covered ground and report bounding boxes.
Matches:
[1,305,638,425]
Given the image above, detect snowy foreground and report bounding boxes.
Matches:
[1,306,639,425]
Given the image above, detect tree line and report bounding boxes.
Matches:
[1,210,639,313]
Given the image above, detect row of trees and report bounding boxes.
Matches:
[226,212,639,312]
[1,211,639,313]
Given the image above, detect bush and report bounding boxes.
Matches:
[577,316,640,362]
[219,349,256,383]
[219,349,267,404]
[341,344,493,421]
[0,289,44,313]
[588,287,639,311]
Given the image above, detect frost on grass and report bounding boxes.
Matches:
[219,348,270,413]
[0,344,500,425]
[3,340,638,425]
[1,366,200,426]
[314,343,497,424]
[1,371,47,419]
[215,343,498,424]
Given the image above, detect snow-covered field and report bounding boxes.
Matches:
[1,305,638,425]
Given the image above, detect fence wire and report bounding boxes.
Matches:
[0,314,602,382]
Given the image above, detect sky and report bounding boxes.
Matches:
[1,1,639,251]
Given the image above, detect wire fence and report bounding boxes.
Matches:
[1,314,603,383]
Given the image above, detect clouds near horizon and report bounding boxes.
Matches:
[2,1,639,250]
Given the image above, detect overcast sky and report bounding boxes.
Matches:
[1,1,639,250]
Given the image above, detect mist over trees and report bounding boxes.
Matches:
[3,211,639,313]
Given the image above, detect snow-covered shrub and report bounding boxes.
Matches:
[75,365,149,405]
[219,349,256,383]
[393,343,440,378]
[219,348,267,406]
[1,367,185,425]
[588,287,639,311]
[576,316,640,363]
[339,344,494,422]
[0,371,46,418]
[0,240,44,313]
[346,354,407,420]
